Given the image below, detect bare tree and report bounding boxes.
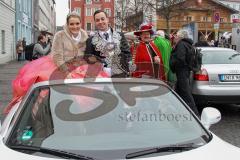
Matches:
[114,0,131,31]
[115,0,147,31]
[145,0,185,34]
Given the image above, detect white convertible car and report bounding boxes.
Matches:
[1,78,240,160]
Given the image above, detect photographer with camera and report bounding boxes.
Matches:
[32,34,51,60]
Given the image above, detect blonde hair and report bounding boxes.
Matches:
[66,11,81,24]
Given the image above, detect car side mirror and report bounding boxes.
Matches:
[201,107,221,129]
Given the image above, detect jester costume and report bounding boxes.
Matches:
[154,36,176,83]
[85,28,132,77]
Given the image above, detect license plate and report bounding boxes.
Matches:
[219,74,240,81]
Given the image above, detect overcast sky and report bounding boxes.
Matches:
[55,0,69,26]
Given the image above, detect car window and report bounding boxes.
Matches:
[202,50,240,64]
[7,83,209,159]
[7,87,54,146]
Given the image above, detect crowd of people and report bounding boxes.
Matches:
[16,33,52,61]
[10,10,204,115]
[16,37,26,61]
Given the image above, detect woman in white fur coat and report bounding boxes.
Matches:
[52,12,89,73]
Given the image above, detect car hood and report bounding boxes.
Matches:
[0,134,240,160]
[140,133,240,160]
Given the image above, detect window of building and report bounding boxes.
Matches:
[201,16,208,22]
[75,7,81,16]
[86,0,92,4]
[104,8,111,17]
[95,0,100,2]
[1,30,5,54]
[117,11,121,17]
[220,18,225,23]
[86,23,92,31]
[24,0,26,12]
[207,17,212,22]
[86,8,92,16]
[28,0,31,15]
[22,0,25,12]
[25,0,27,13]
[18,21,21,40]
[22,24,25,39]
[24,0,27,12]
[186,16,192,21]
[94,7,101,13]
[105,0,111,2]
[19,0,21,11]
[25,26,28,43]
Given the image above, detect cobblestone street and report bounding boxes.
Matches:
[0,60,27,118]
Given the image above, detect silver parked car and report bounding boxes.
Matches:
[192,47,240,107]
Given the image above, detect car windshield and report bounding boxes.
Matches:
[202,50,240,64]
[7,81,209,159]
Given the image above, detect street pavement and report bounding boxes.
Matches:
[0,60,27,118]
[0,60,239,148]
[210,104,240,148]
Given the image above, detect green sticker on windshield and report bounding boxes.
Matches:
[21,130,33,141]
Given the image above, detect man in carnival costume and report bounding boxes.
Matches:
[85,10,132,77]
[131,23,166,80]
[154,30,176,83]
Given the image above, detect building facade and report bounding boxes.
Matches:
[158,0,237,40]
[122,0,157,31]
[69,0,115,33]
[32,0,39,42]
[126,0,236,40]
[219,0,240,21]
[33,0,56,42]
[15,0,32,46]
[0,0,15,64]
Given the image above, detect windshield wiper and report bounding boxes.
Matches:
[229,53,240,60]
[126,144,201,159]
[10,145,95,160]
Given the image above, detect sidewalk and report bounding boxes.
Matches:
[0,60,27,119]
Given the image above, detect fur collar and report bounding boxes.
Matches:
[63,24,88,46]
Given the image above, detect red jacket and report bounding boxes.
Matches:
[132,41,166,80]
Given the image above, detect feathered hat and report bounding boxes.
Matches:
[134,23,154,36]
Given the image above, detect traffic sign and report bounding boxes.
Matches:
[214,12,220,23]
[233,19,240,23]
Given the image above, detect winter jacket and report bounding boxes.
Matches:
[194,41,210,47]
[132,41,166,80]
[170,38,193,73]
[33,42,51,58]
[51,25,88,72]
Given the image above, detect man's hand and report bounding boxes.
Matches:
[128,61,136,72]
[154,56,160,64]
